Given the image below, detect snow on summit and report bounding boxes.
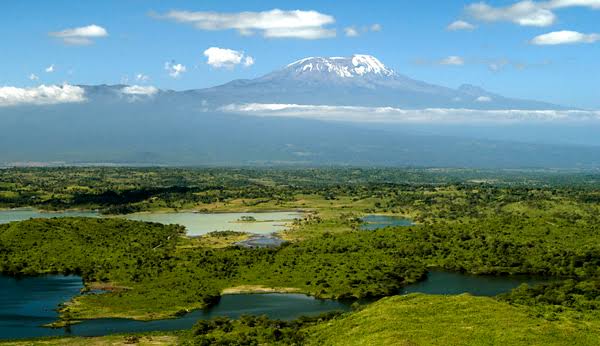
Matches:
[286,55,395,78]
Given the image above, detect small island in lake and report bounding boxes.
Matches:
[237,215,257,222]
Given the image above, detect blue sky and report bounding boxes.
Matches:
[2,0,599,108]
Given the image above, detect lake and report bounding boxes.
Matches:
[360,215,413,230]
[401,271,547,296]
[0,275,84,339]
[0,209,302,236]
[0,271,547,340]
[234,234,286,248]
[0,275,348,340]
[121,211,303,236]
[0,209,99,224]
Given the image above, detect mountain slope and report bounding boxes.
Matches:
[73,55,562,111]
[196,55,562,109]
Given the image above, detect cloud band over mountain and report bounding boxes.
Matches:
[220,103,600,124]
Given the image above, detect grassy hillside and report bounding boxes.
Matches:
[306,294,600,346]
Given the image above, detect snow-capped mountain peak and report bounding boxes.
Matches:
[285,54,395,78]
[210,54,561,110]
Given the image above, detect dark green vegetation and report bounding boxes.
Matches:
[0,218,183,278]
[0,217,425,319]
[1,167,600,344]
[502,277,600,314]
[2,167,600,214]
[180,312,341,346]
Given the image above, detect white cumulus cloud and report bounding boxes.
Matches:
[467,1,556,27]
[466,0,600,27]
[244,56,255,67]
[447,20,476,31]
[157,9,336,39]
[135,73,150,82]
[164,61,187,78]
[121,85,158,96]
[343,24,381,37]
[370,23,383,32]
[49,24,108,45]
[440,56,465,65]
[45,65,55,73]
[203,47,254,69]
[28,73,39,81]
[416,57,546,72]
[0,84,86,107]
[219,103,600,124]
[476,96,493,102]
[547,0,600,9]
[531,30,600,45]
[344,27,359,37]
[487,59,510,71]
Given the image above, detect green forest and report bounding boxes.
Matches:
[1,167,600,345]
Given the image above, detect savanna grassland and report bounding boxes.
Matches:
[1,167,600,345]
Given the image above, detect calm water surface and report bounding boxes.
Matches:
[0,275,84,339]
[0,209,98,224]
[360,215,413,230]
[121,211,303,236]
[401,271,547,296]
[234,234,286,248]
[0,209,302,236]
[0,275,347,340]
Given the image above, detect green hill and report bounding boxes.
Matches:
[306,294,600,346]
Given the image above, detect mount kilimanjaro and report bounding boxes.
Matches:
[75,54,561,111]
[192,55,560,109]
[0,54,597,168]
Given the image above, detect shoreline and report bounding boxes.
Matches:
[119,208,306,216]
[221,285,302,295]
